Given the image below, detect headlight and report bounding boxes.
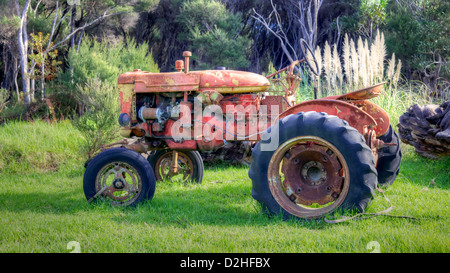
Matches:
[118,113,131,126]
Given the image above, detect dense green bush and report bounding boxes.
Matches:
[71,78,120,159]
[51,37,160,158]
[340,0,449,96]
[0,88,7,113]
[56,37,159,88]
[176,0,251,69]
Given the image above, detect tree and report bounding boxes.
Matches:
[341,0,388,40]
[176,0,251,69]
[0,6,21,100]
[252,0,324,68]
[15,0,32,103]
[384,0,449,96]
[415,0,450,96]
[28,32,61,100]
[10,0,137,104]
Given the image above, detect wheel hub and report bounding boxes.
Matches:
[267,136,350,218]
[95,161,141,206]
[155,151,194,182]
[301,161,327,186]
[279,142,345,206]
[112,178,126,189]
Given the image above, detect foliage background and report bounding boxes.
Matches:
[0,0,448,254]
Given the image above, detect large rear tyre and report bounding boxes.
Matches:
[376,125,402,187]
[83,148,156,207]
[249,111,378,220]
[148,150,204,183]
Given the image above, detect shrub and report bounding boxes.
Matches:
[55,36,159,88]
[0,88,8,114]
[47,36,159,119]
[71,78,120,159]
[176,0,251,69]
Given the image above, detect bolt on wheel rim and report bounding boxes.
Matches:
[267,136,350,219]
[155,151,194,182]
[95,161,142,206]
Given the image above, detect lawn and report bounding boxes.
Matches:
[0,120,448,253]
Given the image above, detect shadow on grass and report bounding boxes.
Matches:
[0,180,329,230]
[108,183,330,230]
[0,161,371,230]
[0,189,90,214]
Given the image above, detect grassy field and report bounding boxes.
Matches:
[0,118,448,253]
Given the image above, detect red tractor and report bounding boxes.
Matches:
[83,41,401,220]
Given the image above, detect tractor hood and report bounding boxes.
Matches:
[117,69,270,94]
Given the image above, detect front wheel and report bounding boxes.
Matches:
[148,150,204,183]
[83,148,156,207]
[249,111,378,220]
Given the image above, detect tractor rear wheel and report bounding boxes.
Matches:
[376,125,402,187]
[249,111,378,220]
[148,149,204,183]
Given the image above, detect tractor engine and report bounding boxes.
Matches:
[116,51,284,152]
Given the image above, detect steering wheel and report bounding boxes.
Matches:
[300,39,319,76]
[265,39,319,81]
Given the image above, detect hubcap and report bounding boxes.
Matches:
[95,162,142,206]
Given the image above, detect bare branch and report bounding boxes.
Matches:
[252,7,295,63]
[252,0,323,66]
[48,8,130,52]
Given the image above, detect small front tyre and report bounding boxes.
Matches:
[148,149,204,183]
[83,148,156,207]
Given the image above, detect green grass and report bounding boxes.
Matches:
[0,119,448,253]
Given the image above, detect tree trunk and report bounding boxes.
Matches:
[69,4,77,83]
[30,77,35,101]
[16,0,32,104]
[41,62,45,100]
[13,58,19,101]
[398,101,450,158]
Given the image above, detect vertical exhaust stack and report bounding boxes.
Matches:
[183,51,192,73]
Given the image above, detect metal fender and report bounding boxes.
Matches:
[323,82,385,101]
[278,99,378,137]
[345,100,390,137]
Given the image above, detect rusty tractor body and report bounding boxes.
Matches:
[83,44,401,220]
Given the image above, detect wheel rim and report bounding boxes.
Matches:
[95,161,142,206]
[267,136,350,219]
[154,151,195,182]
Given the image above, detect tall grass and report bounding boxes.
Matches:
[265,30,438,118]
[286,30,446,125]
[0,120,83,174]
[314,30,403,97]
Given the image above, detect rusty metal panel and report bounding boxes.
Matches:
[165,139,198,150]
[134,72,200,93]
[260,95,289,114]
[336,82,385,100]
[118,69,270,94]
[278,99,377,136]
[347,100,390,137]
[117,71,137,84]
[118,83,136,122]
[196,70,270,93]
